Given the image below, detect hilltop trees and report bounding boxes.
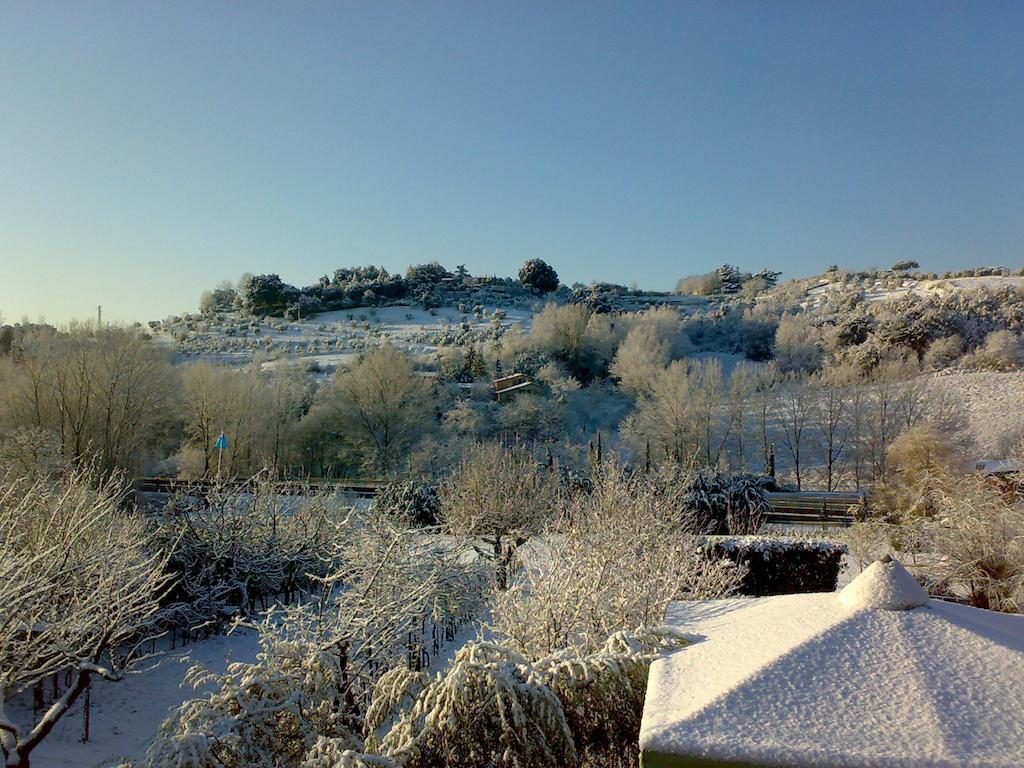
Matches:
[240,274,298,315]
[518,259,559,293]
[717,264,742,294]
[892,260,920,272]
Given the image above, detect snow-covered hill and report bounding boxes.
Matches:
[151,303,535,369]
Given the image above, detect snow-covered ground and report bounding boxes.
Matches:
[929,369,1024,456]
[802,274,1024,309]
[8,629,262,768]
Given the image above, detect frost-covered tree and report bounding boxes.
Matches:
[241,273,298,315]
[514,303,621,382]
[771,373,814,489]
[774,313,823,373]
[441,441,557,589]
[716,264,742,294]
[610,324,669,397]
[0,471,172,768]
[622,360,696,464]
[810,369,851,491]
[0,325,178,473]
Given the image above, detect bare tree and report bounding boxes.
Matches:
[725,361,761,471]
[772,373,813,489]
[622,361,697,465]
[305,346,433,476]
[0,326,177,474]
[750,364,779,476]
[811,369,850,491]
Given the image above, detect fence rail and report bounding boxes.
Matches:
[764,491,867,526]
[137,478,866,525]
[135,476,383,499]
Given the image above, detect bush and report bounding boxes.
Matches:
[920,475,1024,612]
[146,513,489,768]
[373,479,441,527]
[677,469,773,535]
[707,536,847,596]
[489,462,741,657]
[518,259,560,293]
[962,329,1024,371]
[922,334,964,370]
[373,629,686,768]
[152,479,339,625]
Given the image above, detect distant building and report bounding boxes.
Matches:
[493,373,535,402]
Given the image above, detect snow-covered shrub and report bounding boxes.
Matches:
[374,641,576,768]
[918,475,1024,612]
[868,423,964,523]
[677,468,773,535]
[372,479,441,527]
[490,462,742,657]
[707,536,847,596]
[922,334,964,370]
[845,518,900,572]
[302,739,399,768]
[961,329,1024,371]
[146,514,489,768]
[372,628,686,768]
[152,479,342,626]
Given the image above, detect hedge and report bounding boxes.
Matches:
[707,536,847,596]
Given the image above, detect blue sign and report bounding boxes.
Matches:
[214,433,228,450]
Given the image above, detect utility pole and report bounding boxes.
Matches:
[97,305,102,328]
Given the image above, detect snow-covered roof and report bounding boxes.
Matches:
[640,565,1024,768]
[838,556,929,611]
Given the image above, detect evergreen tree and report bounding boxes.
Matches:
[717,264,742,294]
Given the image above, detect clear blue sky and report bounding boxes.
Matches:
[2,1,1022,324]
